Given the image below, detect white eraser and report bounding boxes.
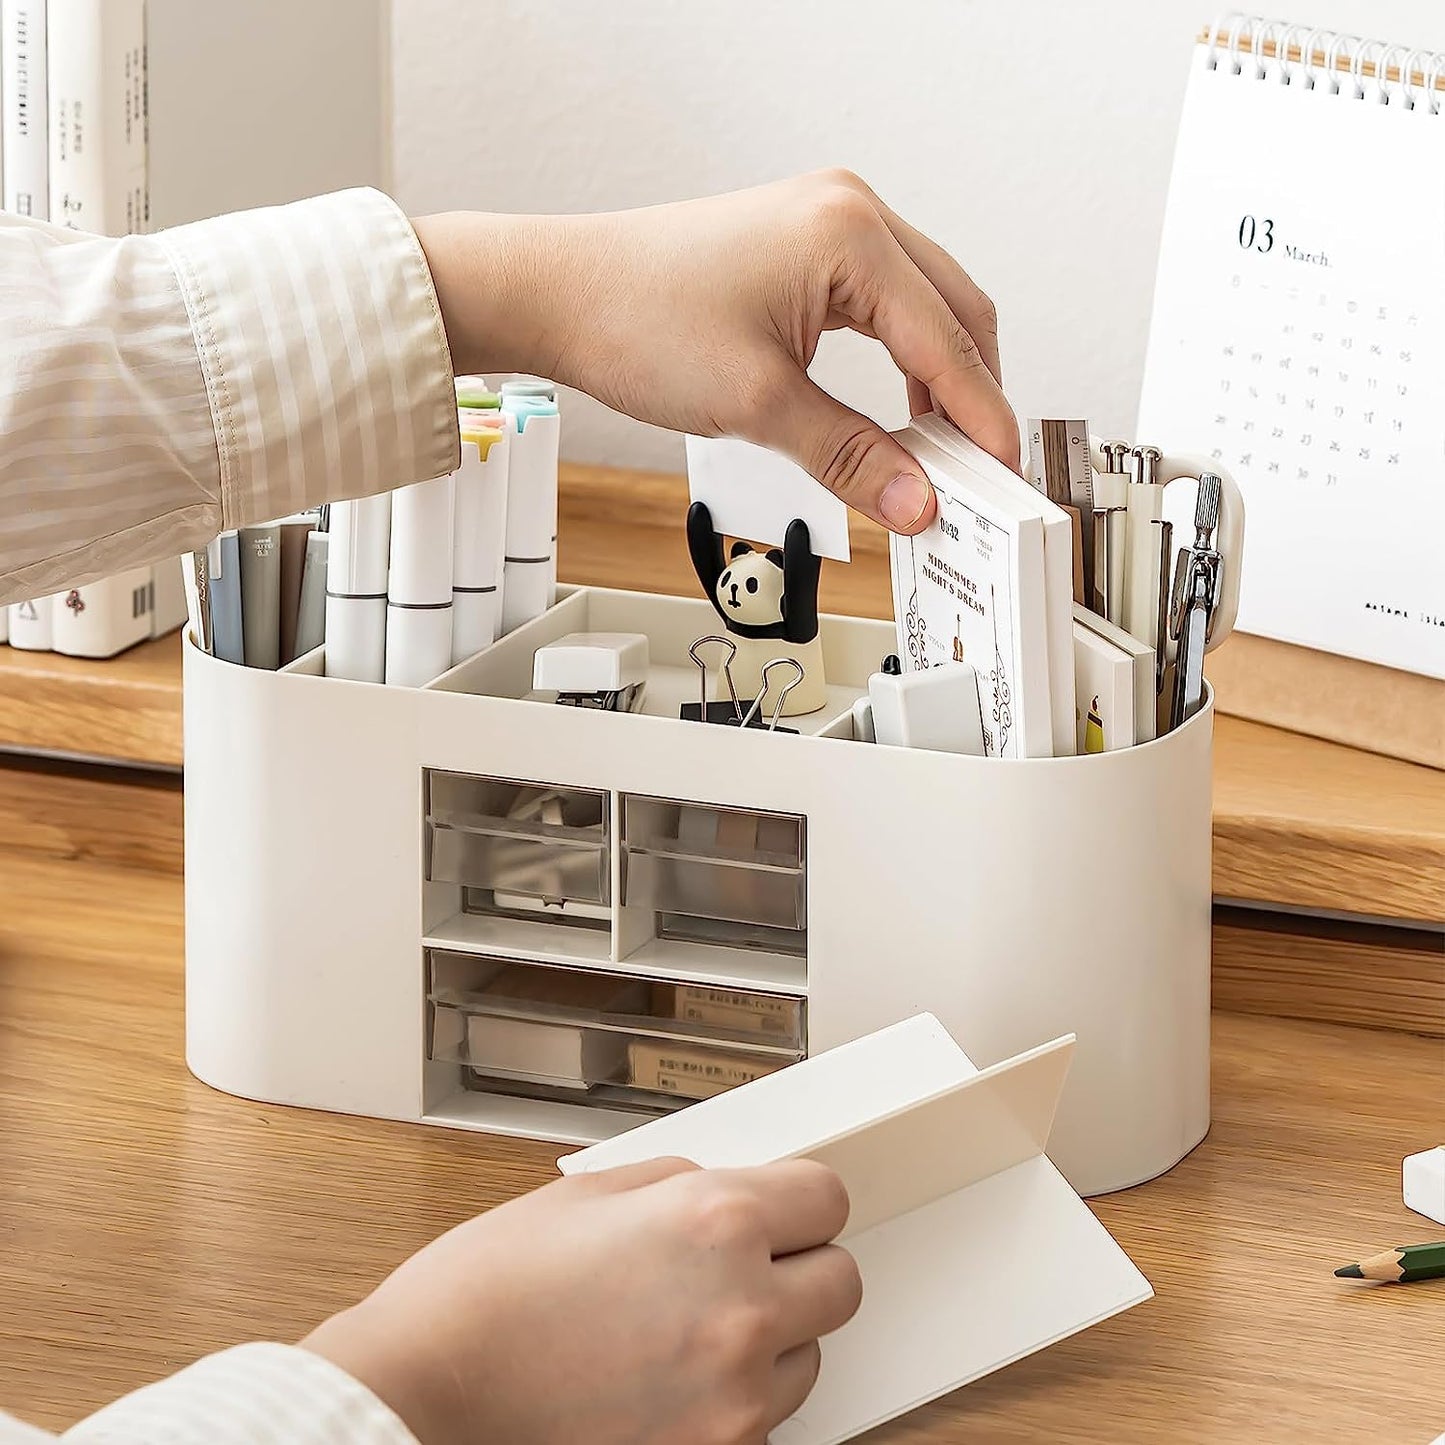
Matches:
[870,660,986,756]
[534,632,650,694]
[1403,1146,1445,1225]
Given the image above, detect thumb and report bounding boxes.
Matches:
[760,375,936,535]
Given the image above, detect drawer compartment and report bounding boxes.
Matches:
[426,772,610,909]
[621,797,805,932]
[428,954,806,1105]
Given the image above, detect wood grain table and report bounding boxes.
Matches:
[0,846,1441,1442]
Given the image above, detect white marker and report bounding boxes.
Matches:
[386,474,456,687]
[499,392,559,634]
[451,417,511,664]
[325,495,391,683]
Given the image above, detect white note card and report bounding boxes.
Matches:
[1139,37,1445,679]
[685,435,851,562]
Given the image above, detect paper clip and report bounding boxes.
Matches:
[739,657,805,732]
[687,634,743,723]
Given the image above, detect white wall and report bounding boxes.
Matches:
[149,0,386,228]
[391,0,1445,472]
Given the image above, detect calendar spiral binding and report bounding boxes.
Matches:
[1203,12,1445,111]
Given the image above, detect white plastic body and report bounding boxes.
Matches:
[7,593,55,649]
[384,606,453,689]
[0,602,8,644]
[1403,1146,1445,1225]
[452,423,510,664]
[499,404,559,635]
[869,662,985,756]
[325,494,391,684]
[183,585,1213,1198]
[50,566,152,657]
[533,632,650,693]
[3,0,50,220]
[386,474,455,688]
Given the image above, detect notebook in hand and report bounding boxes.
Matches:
[560,1014,1152,1444]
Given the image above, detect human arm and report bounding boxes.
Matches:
[1,170,1013,604]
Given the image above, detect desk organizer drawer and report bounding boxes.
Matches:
[426,772,610,908]
[428,953,806,1106]
[621,796,806,933]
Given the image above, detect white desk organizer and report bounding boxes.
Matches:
[183,585,1212,1197]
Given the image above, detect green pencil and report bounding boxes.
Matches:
[1334,1241,1445,1283]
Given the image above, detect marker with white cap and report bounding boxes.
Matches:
[386,473,456,687]
[452,416,511,664]
[325,495,391,683]
[499,388,560,635]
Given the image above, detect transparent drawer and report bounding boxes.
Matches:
[428,955,806,1104]
[622,797,806,932]
[426,772,610,908]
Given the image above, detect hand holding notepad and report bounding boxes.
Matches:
[562,1014,1152,1444]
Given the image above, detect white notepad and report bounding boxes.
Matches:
[888,417,1075,758]
[560,1014,1152,1444]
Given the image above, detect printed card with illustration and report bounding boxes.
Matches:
[888,425,1058,758]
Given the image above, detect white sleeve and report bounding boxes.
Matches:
[0,188,460,606]
[47,1343,419,1445]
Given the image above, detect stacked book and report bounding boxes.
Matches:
[1,0,184,659]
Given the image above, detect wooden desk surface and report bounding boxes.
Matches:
[1,465,1441,923]
[0,848,1441,1442]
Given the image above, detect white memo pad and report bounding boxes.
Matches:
[560,1014,1152,1444]
[685,435,851,563]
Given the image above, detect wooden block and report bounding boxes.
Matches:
[0,631,183,768]
[1212,907,1445,1037]
[0,758,182,876]
[1208,632,1444,771]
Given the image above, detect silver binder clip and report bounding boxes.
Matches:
[1168,471,1224,729]
[739,657,805,733]
[687,634,744,723]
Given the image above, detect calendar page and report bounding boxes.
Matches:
[1139,39,1445,679]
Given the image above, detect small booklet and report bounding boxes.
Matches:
[1073,603,1157,749]
[888,416,1075,757]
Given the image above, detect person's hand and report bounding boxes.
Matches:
[413,170,1018,535]
[302,1156,861,1445]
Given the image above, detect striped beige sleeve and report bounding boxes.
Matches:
[58,1343,419,1445]
[0,189,460,606]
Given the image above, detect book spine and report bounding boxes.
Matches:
[47,0,144,234]
[1,0,47,218]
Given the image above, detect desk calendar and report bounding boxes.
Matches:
[1139,18,1445,680]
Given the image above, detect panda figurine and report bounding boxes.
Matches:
[686,501,827,717]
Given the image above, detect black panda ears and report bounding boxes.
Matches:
[765,548,784,567]
[729,541,753,559]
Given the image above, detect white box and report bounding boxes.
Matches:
[182,585,1213,1197]
[1404,1146,1445,1225]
